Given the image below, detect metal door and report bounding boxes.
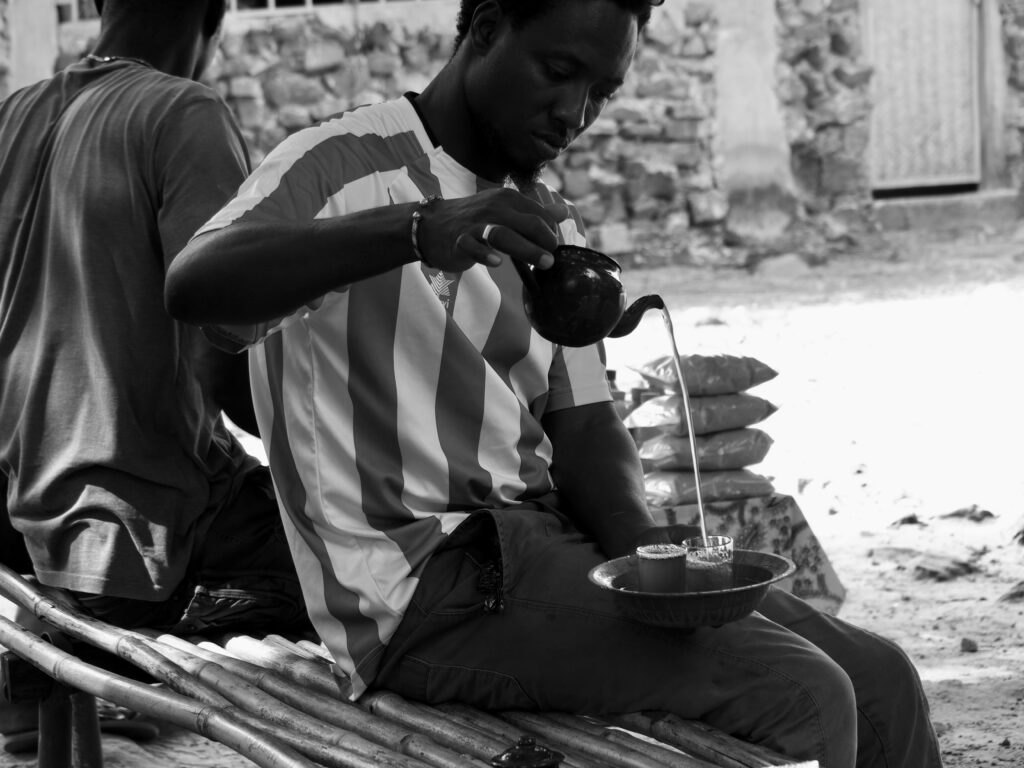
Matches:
[863,0,981,190]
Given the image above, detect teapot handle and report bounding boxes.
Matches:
[511,256,541,294]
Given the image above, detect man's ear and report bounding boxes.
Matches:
[468,0,504,54]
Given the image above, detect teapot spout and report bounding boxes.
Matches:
[607,294,665,338]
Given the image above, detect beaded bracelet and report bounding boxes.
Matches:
[411,195,440,268]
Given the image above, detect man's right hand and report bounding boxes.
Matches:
[415,187,569,273]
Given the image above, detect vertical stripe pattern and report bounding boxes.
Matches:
[200,97,612,697]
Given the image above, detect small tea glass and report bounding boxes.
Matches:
[683,535,734,592]
[636,543,686,593]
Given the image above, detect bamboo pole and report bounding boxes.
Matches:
[146,637,434,768]
[361,691,510,761]
[0,565,232,709]
[607,713,787,768]
[218,633,350,699]
[0,615,315,768]
[432,703,599,768]
[147,632,493,768]
[543,713,711,768]
[501,711,681,768]
[295,638,334,661]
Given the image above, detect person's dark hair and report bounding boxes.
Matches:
[94,0,226,38]
[453,0,664,51]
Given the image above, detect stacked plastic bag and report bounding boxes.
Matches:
[622,354,779,509]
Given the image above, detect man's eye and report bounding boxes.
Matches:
[544,64,571,81]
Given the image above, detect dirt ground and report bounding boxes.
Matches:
[3,223,1023,767]
[613,223,1024,768]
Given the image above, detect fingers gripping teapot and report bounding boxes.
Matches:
[511,244,664,347]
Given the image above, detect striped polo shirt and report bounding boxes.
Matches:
[195,96,612,698]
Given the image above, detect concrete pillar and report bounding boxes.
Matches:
[9,0,57,92]
[715,0,798,242]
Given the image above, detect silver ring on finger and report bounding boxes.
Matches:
[481,223,498,245]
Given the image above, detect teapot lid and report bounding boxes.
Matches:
[490,736,565,768]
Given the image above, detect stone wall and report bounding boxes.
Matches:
[1000,0,1024,188]
[0,0,10,101]
[775,0,876,235]
[57,4,870,267]
[199,5,723,266]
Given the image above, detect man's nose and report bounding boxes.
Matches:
[552,86,589,132]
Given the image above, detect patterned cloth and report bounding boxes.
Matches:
[650,494,847,616]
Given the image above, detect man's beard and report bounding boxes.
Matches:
[481,119,545,189]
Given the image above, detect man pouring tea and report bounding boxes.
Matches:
[167,1,943,765]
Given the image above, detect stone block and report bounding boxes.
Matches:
[604,99,648,123]
[593,222,635,255]
[629,193,664,220]
[664,118,704,142]
[228,76,262,100]
[798,0,826,15]
[303,40,347,75]
[753,252,813,278]
[802,41,829,71]
[367,50,402,78]
[278,104,312,131]
[667,100,708,120]
[232,98,265,131]
[683,1,715,27]
[561,168,594,199]
[587,117,619,137]
[828,11,862,58]
[325,56,371,99]
[539,167,563,194]
[310,96,350,123]
[821,153,865,195]
[574,193,608,226]
[832,61,873,90]
[621,121,664,141]
[1007,29,1024,61]
[815,125,844,155]
[644,8,683,49]
[687,189,729,225]
[680,31,709,59]
[565,149,597,169]
[263,71,327,108]
[590,165,626,191]
[843,120,870,155]
[665,141,704,169]
[401,41,432,73]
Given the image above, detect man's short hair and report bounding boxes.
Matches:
[453,0,665,51]
[94,0,226,39]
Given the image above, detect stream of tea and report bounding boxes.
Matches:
[658,304,710,546]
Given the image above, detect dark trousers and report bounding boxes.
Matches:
[374,504,942,768]
[72,465,308,636]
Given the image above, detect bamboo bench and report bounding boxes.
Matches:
[0,564,817,768]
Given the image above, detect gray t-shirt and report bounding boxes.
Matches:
[0,59,255,600]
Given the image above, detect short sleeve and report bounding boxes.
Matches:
[154,94,249,269]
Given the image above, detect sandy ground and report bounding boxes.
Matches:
[612,226,1024,768]
[3,225,1023,767]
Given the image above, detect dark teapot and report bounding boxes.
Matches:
[512,244,665,347]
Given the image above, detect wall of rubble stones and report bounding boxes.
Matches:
[776,0,872,207]
[198,5,722,265]
[999,0,1024,188]
[47,2,1023,266]
[0,0,10,101]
